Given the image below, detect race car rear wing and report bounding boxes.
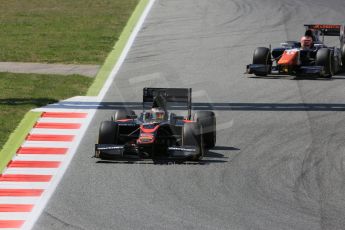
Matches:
[143,87,192,119]
[304,24,342,36]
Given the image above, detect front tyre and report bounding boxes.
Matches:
[193,111,216,148]
[316,48,333,78]
[182,122,204,161]
[96,121,118,158]
[252,47,272,76]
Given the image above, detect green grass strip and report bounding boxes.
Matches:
[87,0,149,96]
[0,111,41,173]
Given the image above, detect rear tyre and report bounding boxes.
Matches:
[96,121,118,158]
[193,111,216,148]
[112,109,135,121]
[252,47,272,76]
[316,48,333,78]
[182,122,204,161]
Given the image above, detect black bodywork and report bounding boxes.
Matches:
[95,88,214,161]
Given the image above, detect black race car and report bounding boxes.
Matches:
[246,24,345,78]
[95,88,216,161]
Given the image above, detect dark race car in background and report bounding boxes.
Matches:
[246,24,345,78]
[95,88,216,162]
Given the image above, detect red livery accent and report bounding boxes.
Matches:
[116,119,132,122]
[26,134,74,142]
[137,134,155,144]
[140,124,160,133]
[0,189,44,197]
[0,174,52,182]
[310,24,341,29]
[34,122,81,129]
[41,112,87,118]
[183,119,195,123]
[17,147,68,155]
[0,204,33,212]
[8,161,61,168]
[0,220,25,228]
[278,50,299,65]
[138,125,158,144]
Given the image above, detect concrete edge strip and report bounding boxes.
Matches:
[86,0,151,96]
[0,112,42,174]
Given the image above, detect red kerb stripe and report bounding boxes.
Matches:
[41,112,87,118]
[0,220,25,228]
[26,134,74,142]
[8,161,60,168]
[0,174,52,182]
[0,189,43,197]
[0,204,33,212]
[34,122,81,129]
[17,147,68,155]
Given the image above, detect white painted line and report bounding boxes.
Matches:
[0,213,29,220]
[14,154,66,161]
[0,197,39,204]
[5,168,58,175]
[0,182,49,190]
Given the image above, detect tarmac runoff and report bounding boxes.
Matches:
[0,62,100,77]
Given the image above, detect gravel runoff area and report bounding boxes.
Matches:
[0,62,100,77]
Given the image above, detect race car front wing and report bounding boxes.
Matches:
[95,144,199,160]
[246,64,325,76]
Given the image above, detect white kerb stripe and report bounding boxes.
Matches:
[29,129,79,135]
[0,197,39,204]
[5,168,59,175]
[37,118,87,123]
[21,141,74,148]
[0,213,30,220]
[14,154,65,161]
[0,182,49,189]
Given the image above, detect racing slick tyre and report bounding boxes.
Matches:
[182,122,204,161]
[193,111,216,148]
[341,44,345,70]
[252,47,272,76]
[112,109,135,121]
[316,48,333,78]
[96,121,118,158]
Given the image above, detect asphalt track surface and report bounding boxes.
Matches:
[34,0,345,229]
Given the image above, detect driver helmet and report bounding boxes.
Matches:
[300,36,313,49]
[151,107,166,121]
